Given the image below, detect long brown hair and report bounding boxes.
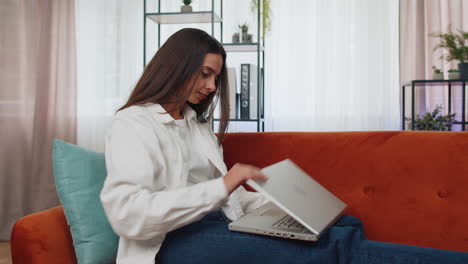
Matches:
[119,28,229,143]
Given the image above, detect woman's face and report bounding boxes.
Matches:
[187,53,223,105]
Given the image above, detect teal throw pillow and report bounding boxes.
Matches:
[52,139,118,264]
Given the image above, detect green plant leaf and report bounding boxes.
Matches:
[407,105,456,131]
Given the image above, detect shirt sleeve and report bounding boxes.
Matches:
[100,114,229,240]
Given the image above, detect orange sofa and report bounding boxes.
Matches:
[11,131,468,263]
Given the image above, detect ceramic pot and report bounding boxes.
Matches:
[181,5,192,12]
[433,72,444,80]
[458,63,468,80]
[448,72,461,80]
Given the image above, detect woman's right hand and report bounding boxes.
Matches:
[223,163,269,194]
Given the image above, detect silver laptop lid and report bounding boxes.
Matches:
[247,159,347,235]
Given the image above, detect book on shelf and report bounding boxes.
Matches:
[240,63,258,120]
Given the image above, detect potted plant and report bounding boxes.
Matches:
[432,66,444,80]
[238,23,252,43]
[448,69,461,80]
[432,28,468,79]
[405,105,456,131]
[232,32,240,43]
[181,0,192,12]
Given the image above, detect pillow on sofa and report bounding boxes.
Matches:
[52,139,118,264]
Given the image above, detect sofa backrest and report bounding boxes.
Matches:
[222,131,468,252]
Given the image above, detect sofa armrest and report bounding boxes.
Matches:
[11,206,77,264]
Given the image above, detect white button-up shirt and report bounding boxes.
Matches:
[100,103,268,264]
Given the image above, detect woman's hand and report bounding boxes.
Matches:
[223,163,268,194]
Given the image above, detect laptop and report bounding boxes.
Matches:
[228,159,347,241]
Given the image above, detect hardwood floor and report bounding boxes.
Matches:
[0,242,12,264]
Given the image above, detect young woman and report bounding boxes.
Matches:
[101,28,468,263]
[100,28,268,263]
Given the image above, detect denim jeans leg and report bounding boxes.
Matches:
[350,240,468,264]
[157,212,468,264]
[158,211,346,264]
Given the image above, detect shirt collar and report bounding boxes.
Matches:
[145,103,197,125]
[182,104,198,120]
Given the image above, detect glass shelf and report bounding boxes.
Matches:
[146,11,222,24]
[222,43,264,52]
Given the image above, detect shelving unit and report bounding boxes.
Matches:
[401,79,467,131]
[143,0,265,132]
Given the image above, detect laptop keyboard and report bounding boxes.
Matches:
[273,215,308,231]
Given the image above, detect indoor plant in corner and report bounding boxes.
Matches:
[432,28,468,79]
[181,0,192,12]
[239,23,251,43]
[406,105,456,131]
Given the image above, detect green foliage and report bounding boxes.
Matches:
[183,0,191,6]
[406,105,456,131]
[239,23,249,33]
[432,28,468,63]
[250,0,272,40]
[432,65,442,74]
[448,68,459,73]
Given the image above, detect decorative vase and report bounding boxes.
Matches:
[458,63,468,80]
[232,33,240,43]
[433,72,444,80]
[448,72,461,80]
[181,5,192,12]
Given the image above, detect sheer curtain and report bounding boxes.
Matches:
[75,0,143,152]
[264,0,400,131]
[0,0,76,240]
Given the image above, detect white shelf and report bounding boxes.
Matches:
[146,12,222,24]
[223,43,264,52]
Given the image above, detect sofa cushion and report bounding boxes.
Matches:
[52,139,118,264]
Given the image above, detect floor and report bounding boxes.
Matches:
[0,242,12,264]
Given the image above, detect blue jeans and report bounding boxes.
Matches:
[157,210,468,263]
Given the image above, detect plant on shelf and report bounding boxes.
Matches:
[238,23,252,43]
[239,23,249,34]
[181,0,192,12]
[432,27,468,79]
[405,105,456,131]
[232,32,240,43]
[432,65,444,80]
[250,0,272,41]
[448,68,461,80]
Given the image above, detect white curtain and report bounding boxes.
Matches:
[75,0,143,152]
[264,0,400,131]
